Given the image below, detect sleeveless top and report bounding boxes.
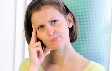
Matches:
[19,58,105,71]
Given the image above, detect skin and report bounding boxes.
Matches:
[28,5,90,71]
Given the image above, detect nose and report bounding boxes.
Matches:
[46,25,55,36]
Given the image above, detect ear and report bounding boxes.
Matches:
[66,13,73,28]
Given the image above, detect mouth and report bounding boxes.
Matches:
[50,36,60,42]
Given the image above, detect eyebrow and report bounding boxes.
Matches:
[36,24,44,26]
[35,17,58,26]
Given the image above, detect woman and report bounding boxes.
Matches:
[19,0,105,71]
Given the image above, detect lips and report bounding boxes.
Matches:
[50,37,59,42]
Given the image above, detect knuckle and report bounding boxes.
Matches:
[28,42,42,51]
[35,42,40,47]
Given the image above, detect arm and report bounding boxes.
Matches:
[28,64,39,71]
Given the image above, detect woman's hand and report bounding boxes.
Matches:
[28,25,51,71]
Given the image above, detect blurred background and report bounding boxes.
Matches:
[0,0,111,71]
[64,0,111,71]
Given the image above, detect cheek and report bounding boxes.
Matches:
[60,25,69,39]
[37,33,48,43]
[59,23,69,34]
[36,32,44,40]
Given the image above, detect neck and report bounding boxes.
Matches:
[48,43,76,66]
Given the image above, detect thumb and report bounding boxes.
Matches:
[43,47,51,55]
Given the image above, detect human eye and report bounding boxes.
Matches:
[37,25,44,30]
[51,20,58,25]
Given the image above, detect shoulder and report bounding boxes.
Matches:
[19,58,30,71]
[83,61,105,71]
[19,58,44,71]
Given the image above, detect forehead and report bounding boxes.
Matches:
[31,6,64,24]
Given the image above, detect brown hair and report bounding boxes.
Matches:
[24,0,78,49]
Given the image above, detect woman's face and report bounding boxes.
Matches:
[31,6,73,49]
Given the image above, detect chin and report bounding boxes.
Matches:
[47,42,64,50]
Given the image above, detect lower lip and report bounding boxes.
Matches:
[51,37,59,42]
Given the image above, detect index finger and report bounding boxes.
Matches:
[30,25,37,45]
